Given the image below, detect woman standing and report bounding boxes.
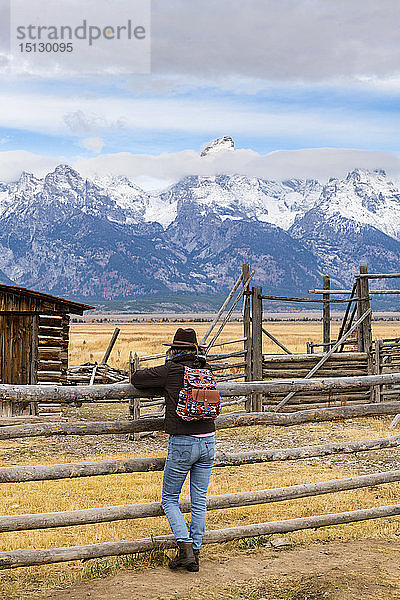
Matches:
[132,328,216,573]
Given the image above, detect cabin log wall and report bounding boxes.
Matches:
[0,285,90,418]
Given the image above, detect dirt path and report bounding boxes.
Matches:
[45,539,400,600]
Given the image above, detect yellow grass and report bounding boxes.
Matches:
[1,320,400,598]
[1,417,399,598]
[1,425,399,598]
[68,319,400,370]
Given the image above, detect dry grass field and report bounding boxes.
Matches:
[0,319,399,599]
[68,318,400,370]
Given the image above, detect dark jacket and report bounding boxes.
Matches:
[132,356,216,435]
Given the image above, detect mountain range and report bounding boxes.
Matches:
[1,136,400,306]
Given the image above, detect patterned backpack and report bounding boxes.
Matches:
[176,366,221,421]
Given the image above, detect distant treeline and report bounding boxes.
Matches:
[72,315,400,323]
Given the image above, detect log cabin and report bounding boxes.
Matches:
[0,284,93,418]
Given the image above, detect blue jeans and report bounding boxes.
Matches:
[161,434,215,550]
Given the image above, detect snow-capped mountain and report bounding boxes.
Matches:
[290,209,400,286]
[308,169,400,240]
[1,136,400,300]
[201,135,235,156]
[165,200,320,292]
[92,174,150,224]
[154,174,322,229]
[289,168,400,285]
[2,167,105,224]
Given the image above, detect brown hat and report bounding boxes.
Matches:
[164,328,198,348]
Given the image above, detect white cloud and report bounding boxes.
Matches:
[150,0,400,84]
[1,146,400,185]
[4,0,150,77]
[0,150,59,181]
[80,136,105,153]
[75,147,400,182]
[3,0,400,83]
[64,110,126,134]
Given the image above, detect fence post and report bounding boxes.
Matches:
[242,265,252,411]
[251,286,263,412]
[243,264,251,381]
[128,353,141,440]
[356,277,364,351]
[373,340,382,403]
[360,267,372,351]
[322,275,330,349]
[358,267,374,400]
[357,266,372,353]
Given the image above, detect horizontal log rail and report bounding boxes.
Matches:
[261,295,369,304]
[1,434,399,483]
[262,369,367,377]
[262,401,371,412]
[209,361,247,371]
[207,350,247,361]
[311,289,400,295]
[0,469,399,533]
[220,374,400,395]
[0,504,399,569]
[0,383,139,403]
[356,273,400,279]
[262,351,368,360]
[2,372,400,404]
[1,402,400,441]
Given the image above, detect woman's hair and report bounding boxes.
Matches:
[165,346,206,367]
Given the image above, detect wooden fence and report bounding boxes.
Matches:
[46,265,400,424]
[262,352,370,410]
[245,266,400,412]
[0,375,400,569]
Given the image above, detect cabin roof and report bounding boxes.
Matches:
[0,284,94,316]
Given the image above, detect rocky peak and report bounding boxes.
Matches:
[346,168,387,183]
[15,171,42,193]
[200,136,235,157]
[44,164,85,193]
[296,168,400,243]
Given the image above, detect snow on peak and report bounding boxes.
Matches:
[317,168,400,239]
[153,174,323,230]
[200,136,235,157]
[14,171,42,194]
[345,168,387,184]
[19,170,36,182]
[2,162,400,242]
[93,174,150,223]
[53,164,80,176]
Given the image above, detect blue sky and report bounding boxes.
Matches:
[2,80,400,156]
[1,0,400,184]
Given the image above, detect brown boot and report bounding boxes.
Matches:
[193,549,200,566]
[169,541,199,572]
